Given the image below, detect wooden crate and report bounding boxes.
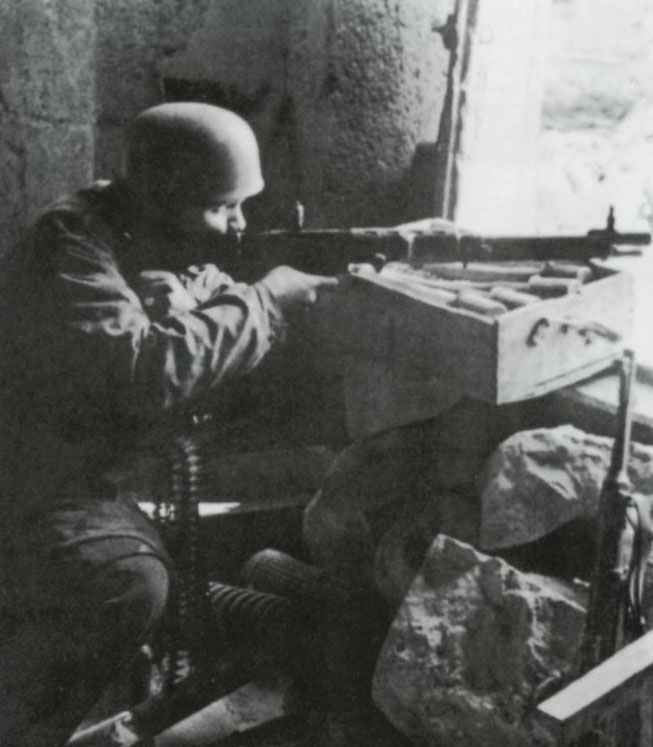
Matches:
[311,261,634,408]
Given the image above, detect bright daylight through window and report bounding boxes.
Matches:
[535,0,653,369]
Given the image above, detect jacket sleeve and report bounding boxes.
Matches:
[177,263,237,306]
[43,215,286,416]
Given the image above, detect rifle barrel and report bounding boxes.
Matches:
[240,225,651,272]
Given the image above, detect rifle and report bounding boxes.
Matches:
[236,208,650,277]
[533,349,653,746]
[577,349,641,674]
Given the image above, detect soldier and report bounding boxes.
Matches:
[0,102,337,746]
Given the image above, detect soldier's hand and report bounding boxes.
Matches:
[260,265,339,311]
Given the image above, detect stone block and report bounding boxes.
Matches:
[0,1,96,247]
[480,425,653,550]
[16,0,96,122]
[23,122,94,215]
[372,535,585,747]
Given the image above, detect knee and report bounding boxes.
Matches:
[127,555,170,631]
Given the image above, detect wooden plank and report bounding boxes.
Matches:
[155,678,294,746]
[138,494,313,518]
[533,630,653,744]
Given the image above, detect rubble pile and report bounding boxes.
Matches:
[302,421,653,745]
[372,535,586,747]
[367,425,653,746]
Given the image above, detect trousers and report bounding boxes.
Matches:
[0,498,171,747]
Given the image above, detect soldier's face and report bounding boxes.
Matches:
[175,200,247,238]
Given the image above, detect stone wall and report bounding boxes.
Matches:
[0,0,209,260]
[1,0,455,253]
[1,0,553,256]
[0,0,96,256]
[7,1,630,256]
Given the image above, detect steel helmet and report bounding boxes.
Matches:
[124,102,264,210]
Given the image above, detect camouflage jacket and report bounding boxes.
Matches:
[0,181,285,547]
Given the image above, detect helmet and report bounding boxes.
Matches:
[124,102,264,210]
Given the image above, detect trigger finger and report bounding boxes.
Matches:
[313,274,340,287]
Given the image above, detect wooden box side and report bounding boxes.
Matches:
[324,277,499,402]
[495,269,634,403]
